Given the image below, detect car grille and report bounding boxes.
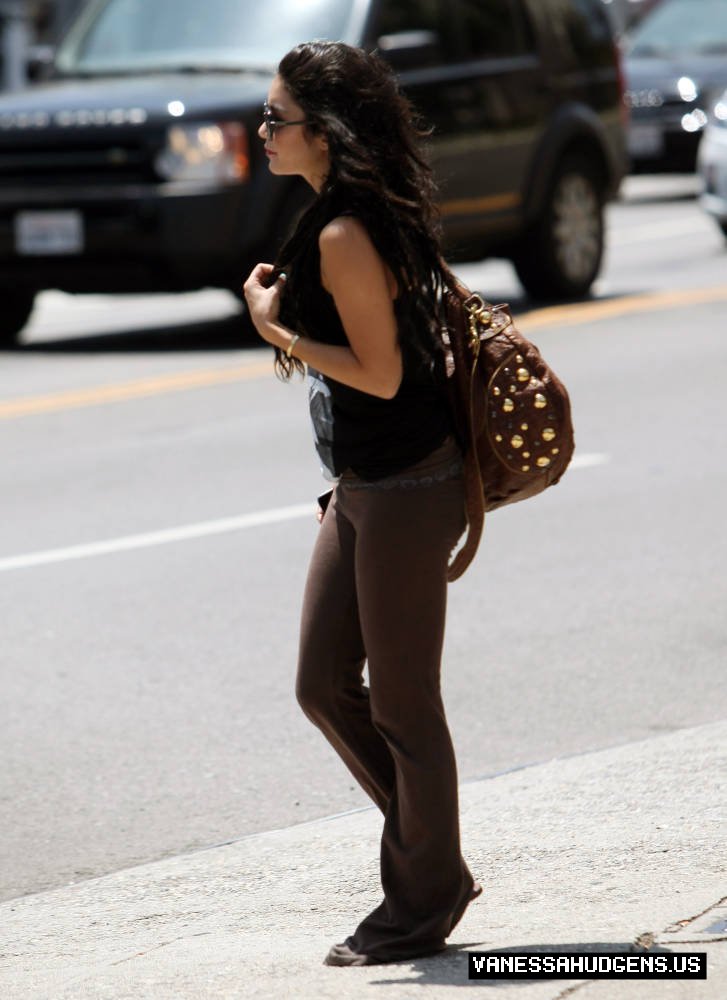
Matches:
[0,139,158,186]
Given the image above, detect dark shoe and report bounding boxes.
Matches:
[323,942,381,967]
[449,878,484,934]
[323,938,447,967]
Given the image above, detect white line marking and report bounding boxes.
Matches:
[0,455,610,573]
[607,217,713,247]
[570,452,610,469]
[0,503,314,573]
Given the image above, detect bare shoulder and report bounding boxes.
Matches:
[319,216,396,296]
[319,216,375,256]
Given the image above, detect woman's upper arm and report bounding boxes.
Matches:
[319,218,403,399]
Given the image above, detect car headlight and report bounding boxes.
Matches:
[155,122,249,183]
[677,76,699,103]
[681,109,708,133]
[714,100,727,129]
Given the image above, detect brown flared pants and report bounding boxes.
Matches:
[296,437,479,962]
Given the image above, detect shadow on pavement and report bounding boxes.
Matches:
[14,311,260,354]
[6,284,621,356]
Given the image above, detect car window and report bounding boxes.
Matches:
[57,0,357,74]
[373,0,459,63]
[569,0,614,45]
[373,0,534,63]
[457,0,534,58]
[628,0,727,57]
[540,0,614,65]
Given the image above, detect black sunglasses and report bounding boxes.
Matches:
[262,102,311,140]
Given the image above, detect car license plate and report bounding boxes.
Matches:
[628,124,665,158]
[14,210,84,255]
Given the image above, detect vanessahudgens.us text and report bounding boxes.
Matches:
[468,951,707,980]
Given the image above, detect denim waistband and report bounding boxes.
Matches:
[339,436,463,491]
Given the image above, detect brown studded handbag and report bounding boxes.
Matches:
[440,268,575,581]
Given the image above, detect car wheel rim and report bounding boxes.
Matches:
[552,173,601,283]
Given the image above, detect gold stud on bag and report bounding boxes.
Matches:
[440,277,575,581]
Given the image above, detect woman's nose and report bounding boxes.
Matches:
[257,122,268,141]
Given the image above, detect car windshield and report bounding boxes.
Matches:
[627,0,727,58]
[56,0,357,75]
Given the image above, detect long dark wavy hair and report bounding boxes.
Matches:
[271,41,449,379]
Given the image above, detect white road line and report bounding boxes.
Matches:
[607,217,713,247]
[570,452,610,469]
[0,455,610,573]
[0,503,314,573]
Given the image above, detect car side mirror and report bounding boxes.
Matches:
[26,45,56,82]
[376,30,442,71]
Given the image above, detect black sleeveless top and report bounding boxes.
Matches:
[282,214,454,481]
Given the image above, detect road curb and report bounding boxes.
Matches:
[2,719,724,999]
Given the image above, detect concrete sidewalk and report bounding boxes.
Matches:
[2,721,725,999]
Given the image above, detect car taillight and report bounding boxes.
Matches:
[614,43,629,130]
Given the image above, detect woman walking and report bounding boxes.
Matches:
[243,40,481,967]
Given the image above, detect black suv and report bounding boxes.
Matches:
[0,0,626,346]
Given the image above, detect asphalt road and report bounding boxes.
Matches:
[1,175,726,904]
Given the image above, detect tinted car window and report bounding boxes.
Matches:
[543,0,614,65]
[57,0,356,73]
[569,0,614,45]
[458,0,533,58]
[374,0,460,62]
[569,0,615,64]
[374,0,441,34]
[374,0,533,63]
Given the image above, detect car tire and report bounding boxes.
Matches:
[0,291,35,347]
[719,220,727,240]
[513,155,604,300]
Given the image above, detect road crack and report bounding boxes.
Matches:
[662,895,727,935]
[662,936,727,945]
[109,930,212,966]
[553,983,591,999]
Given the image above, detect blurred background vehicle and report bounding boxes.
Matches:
[622,0,727,173]
[0,0,626,347]
[600,0,663,36]
[698,88,727,239]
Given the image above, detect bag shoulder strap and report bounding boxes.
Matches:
[437,262,487,582]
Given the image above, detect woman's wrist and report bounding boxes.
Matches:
[279,326,304,359]
[255,316,307,361]
[260,318,296,352]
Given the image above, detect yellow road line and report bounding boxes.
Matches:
[2,282,726,421]
[440,192,521,217]
[519,283,727,331]
[0,361,272,420]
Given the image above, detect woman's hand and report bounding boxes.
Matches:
[242,263,286,341]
